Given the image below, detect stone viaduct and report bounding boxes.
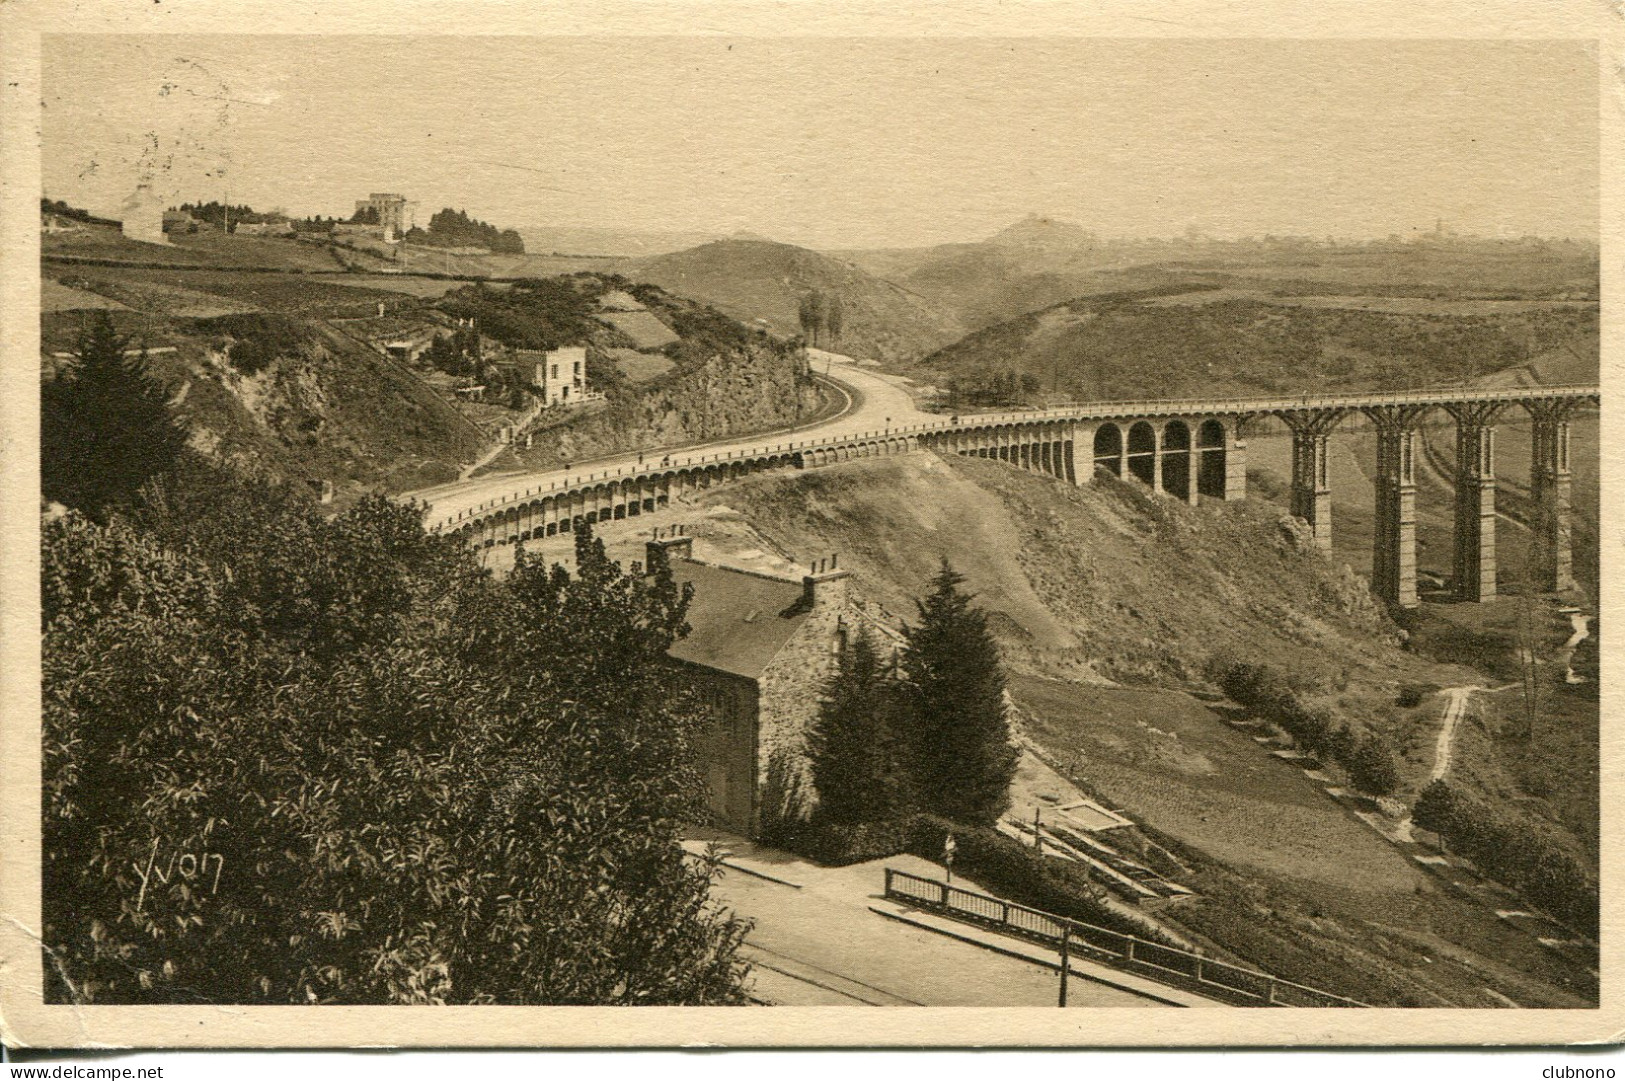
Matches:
[430,385,1597,609]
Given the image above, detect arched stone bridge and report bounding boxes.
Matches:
[431,384,1597,609]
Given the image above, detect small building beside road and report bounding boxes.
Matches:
[648,531,897,836]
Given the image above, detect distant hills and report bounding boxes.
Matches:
[911,289,1599,403]
[983,213,1101,251]
[516,226,733,258]
[627,239,965,363]
[839,217,1600,332]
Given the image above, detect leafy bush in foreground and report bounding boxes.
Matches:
[42,480,750,1005]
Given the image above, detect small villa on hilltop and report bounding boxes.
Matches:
[646,529,897,837]
[352,192,416,242]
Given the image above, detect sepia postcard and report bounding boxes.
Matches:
[0,0,1620,1051]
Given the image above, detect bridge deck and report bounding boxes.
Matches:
[428,383,1598,532]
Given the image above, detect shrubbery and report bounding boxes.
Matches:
[228,337,275,375]
[440,280,598,352]
[1209,657,1399,796]
[41,392,753,1005]
[1412,780,1597,938]
[1396,683,1431,709]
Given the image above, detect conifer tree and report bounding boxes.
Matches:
[41,311,188,520]
[898,560,1018,826]
[825,294,844,348]
[807,628,912,824]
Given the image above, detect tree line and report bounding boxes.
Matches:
[406,208,526,254]
[945,369,1044,410]
[1413,779,1597,938]
[1208,658,1400,797]
[176,201,286,229]
[797,290,845,350]
[39,313,751,1004]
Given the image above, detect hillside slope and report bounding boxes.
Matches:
[426,275,829,474]
[840,218,1598,332]
[913,292,1598,401]
[697,454,1407,688]
[42,310,485,500]
[629,239,963,363]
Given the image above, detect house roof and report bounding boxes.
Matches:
[669,562,810,681]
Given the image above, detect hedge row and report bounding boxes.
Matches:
[1211,659,1399,796]
[1413,780,1598,939]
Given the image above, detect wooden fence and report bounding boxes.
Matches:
[883,867,1366,1008]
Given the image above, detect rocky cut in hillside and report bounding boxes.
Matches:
[502,307,825,472]
[691,452,1403,688]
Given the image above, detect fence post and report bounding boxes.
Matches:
[1125,938,1135,964]
[940,879,950,909]
[1194,958,1204,984]
[1266,979,1277,1005]
[884,868,893,898]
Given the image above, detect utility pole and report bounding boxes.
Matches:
[1058,926,1070,1007]
[1034,805,1044,858]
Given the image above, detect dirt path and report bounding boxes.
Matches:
[1430,685,1481,783]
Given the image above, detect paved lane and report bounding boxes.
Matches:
[685,837,1166,1008]
[406,354,935,527]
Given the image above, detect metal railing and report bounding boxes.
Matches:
[883,867,1367,1008]
[430,382,1599,532]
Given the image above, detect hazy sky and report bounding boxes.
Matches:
[41,36,1598,248]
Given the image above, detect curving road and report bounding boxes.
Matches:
[406,352,935,526]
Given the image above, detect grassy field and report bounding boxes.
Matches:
[43,222,349,271]
[1012,674,1595,1007]
[50,266,420,318]
[1013,678,1423,895]
[40,278,129,312]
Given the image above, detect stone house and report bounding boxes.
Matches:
[526,345,604,407]
[352,193,415,241]
[647,531,897,837]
